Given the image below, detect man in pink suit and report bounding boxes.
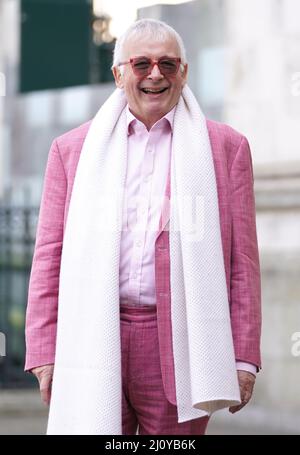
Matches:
[25,19,261,435]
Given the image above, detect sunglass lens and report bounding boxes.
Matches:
[159,59,178,74]
[132,58,151,74]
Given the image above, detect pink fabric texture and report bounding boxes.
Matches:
[25,116,262,408]
[120,303,209,435]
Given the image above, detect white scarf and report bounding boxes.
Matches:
[47,85,240,435]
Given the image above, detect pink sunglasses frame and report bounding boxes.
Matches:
[118,56,182,77]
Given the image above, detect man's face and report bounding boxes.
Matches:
[112,36,188,129]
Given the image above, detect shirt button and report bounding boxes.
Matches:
[136,240,142,247]
[148,149,153,153]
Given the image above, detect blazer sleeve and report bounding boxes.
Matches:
[229,136,262,370]
[24,139,67,371]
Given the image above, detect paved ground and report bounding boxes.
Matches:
[0,389,47,435]
[0,389,292,435]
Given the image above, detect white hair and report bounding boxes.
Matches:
[112,18,187,75]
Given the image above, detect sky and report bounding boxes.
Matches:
[93,0,192,37]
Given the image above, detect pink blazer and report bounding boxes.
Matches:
[25,118,262,406]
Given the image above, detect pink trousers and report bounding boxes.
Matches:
[120,304,210,435]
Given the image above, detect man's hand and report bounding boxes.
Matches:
[229,370,256,414]
[31,364,54,405]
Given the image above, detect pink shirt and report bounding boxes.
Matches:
[119,104,174,306]
[119,104,256,377]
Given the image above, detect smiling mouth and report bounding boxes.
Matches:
[140,87,169,94]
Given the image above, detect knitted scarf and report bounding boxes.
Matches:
[47,85,240,435]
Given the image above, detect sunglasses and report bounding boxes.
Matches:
[118,56,182,77]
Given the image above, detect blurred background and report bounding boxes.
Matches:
[0,0,300,435]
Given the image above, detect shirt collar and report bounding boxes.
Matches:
[126,103,176,136]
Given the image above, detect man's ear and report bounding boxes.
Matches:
[181,63,188,87]
[112,66,124,89]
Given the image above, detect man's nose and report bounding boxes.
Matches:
[147,63,164,80]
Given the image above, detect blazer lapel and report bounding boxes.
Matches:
[156,156,171,238]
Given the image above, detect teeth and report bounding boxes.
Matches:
[142,88,167,93]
